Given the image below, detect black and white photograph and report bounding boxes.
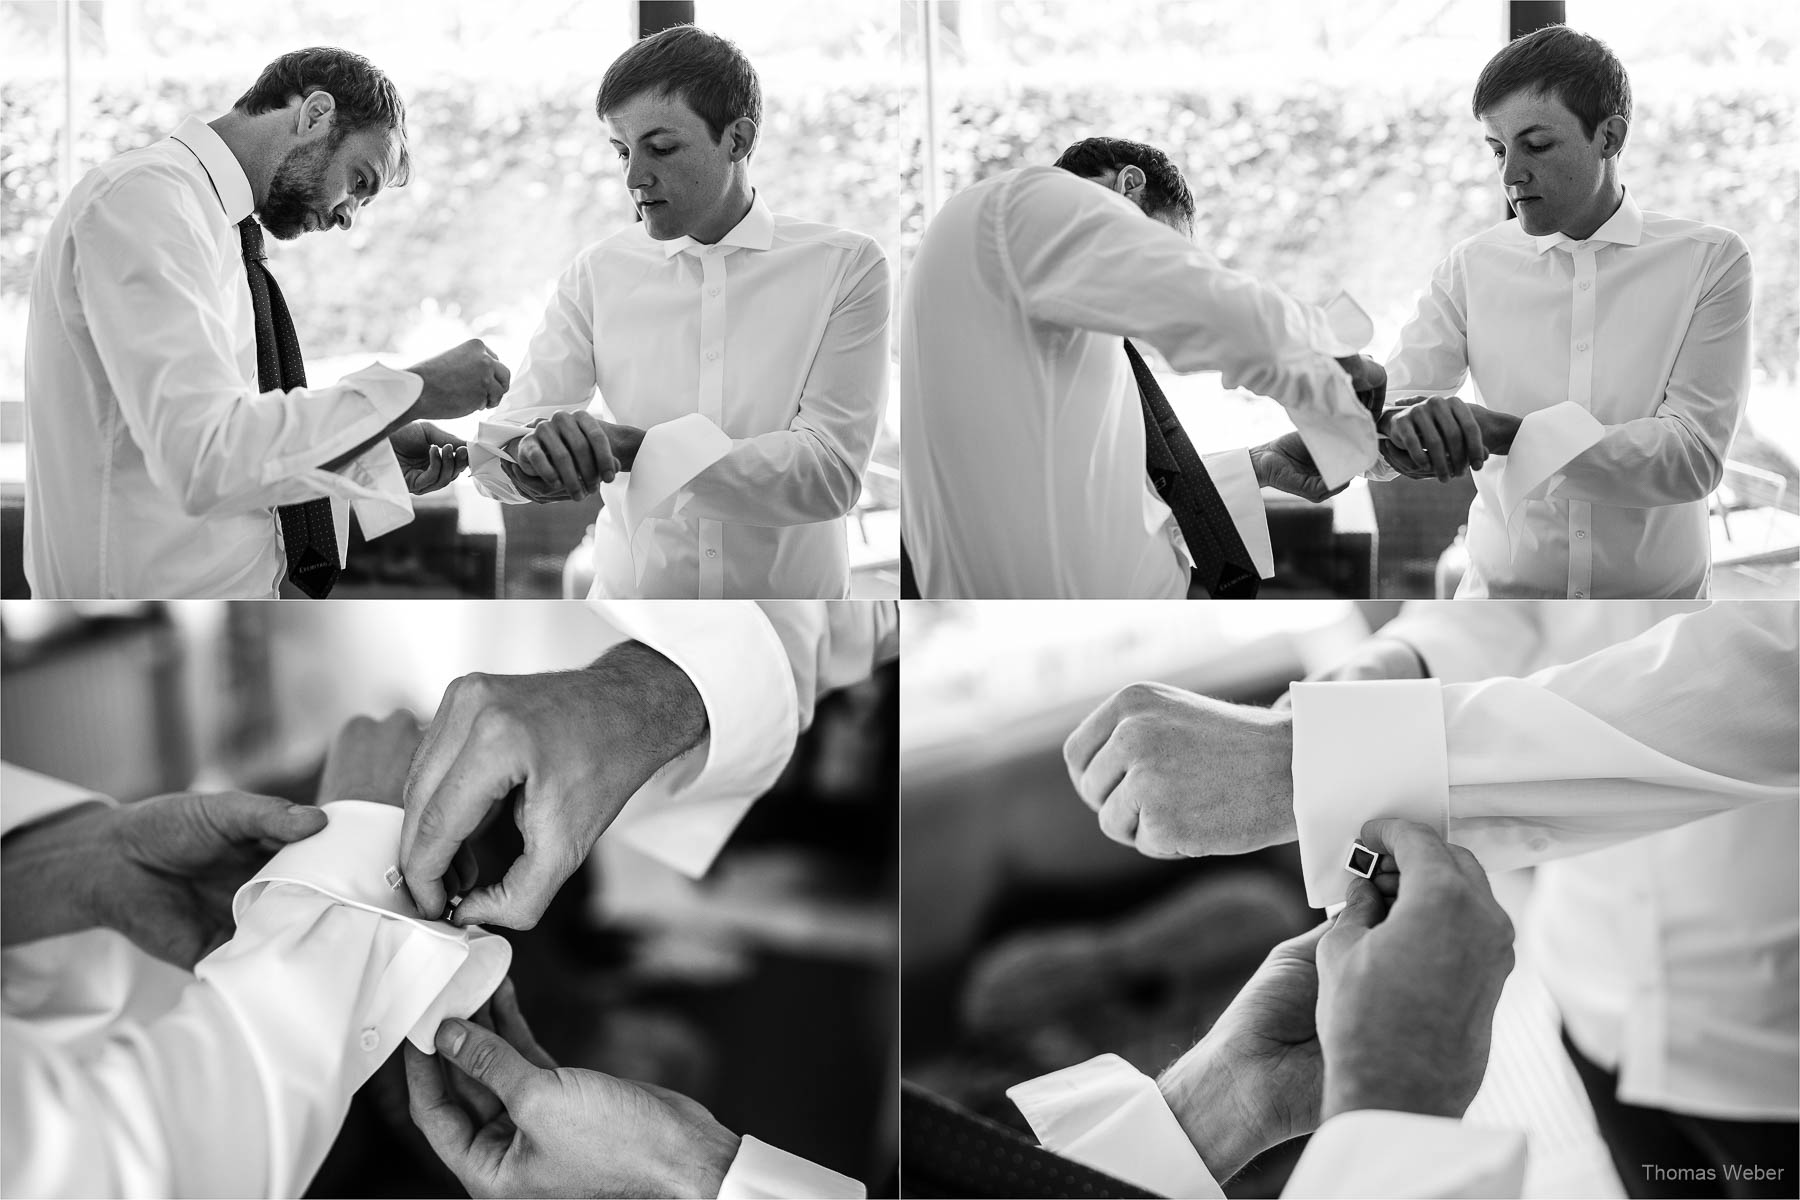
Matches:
[1,599,898,1197]
[901,599,1798,1198]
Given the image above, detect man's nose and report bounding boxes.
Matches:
[1501,152,1530,189]
[334,196,362,231]
[624,155,653,193]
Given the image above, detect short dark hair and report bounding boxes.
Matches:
[1054,137,1195,232]
[1471,25,1631,139]
[595,25,762,142]
[234,47,411,185]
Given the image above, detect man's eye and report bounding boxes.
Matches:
[650,145,677,156]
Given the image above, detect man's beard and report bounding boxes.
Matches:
[260,136,340,240]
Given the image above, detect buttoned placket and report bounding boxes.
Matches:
[694,245,731,598]
[1562,243,1598,598]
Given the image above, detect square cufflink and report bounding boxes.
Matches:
[1344,841,1379,878]
[383,865,404,890]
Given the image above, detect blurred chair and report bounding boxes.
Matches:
[502,492,604,598]
[1368,473,1478,598]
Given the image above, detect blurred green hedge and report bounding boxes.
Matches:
[2,76,899,359]
[902,81,1797,381]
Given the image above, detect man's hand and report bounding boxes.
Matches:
[511,412,624,502]
[404,992,741,1198]
[1,792,328,970]
[407,339,512,421]
[1063,683,1296,859]
[319,711,425,808]
[1333,354,1387,420]
[1251,432,1343,503]
[391,422,469,495]
[1159,923,1327,1181]
[1376,395,1514,481]
[1316,819,1515,1121]
[400,642,708,929]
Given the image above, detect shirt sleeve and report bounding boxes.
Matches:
[996,168,1375,489]
[1375,602,1550,683]
[467,257,600,504]
[1371,250,1473,482]
[593,601,895,878]
[1008,1054,1526,1200]
[0,802,510,1200]
[0,762,110,836]
[718,1135,867,1199]
[678,243,891,527]
[70,166,421,521]
[1289,602,1798,906]
[1508,241,1753,510]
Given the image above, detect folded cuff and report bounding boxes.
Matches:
[1495,402,1605,545]
[719,1135,865,1199]
[1282,1110,1526,1199]
[1201,449,1274,578]
[1290,679,1449,908]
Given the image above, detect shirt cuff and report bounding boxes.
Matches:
[1281,1110,1526,1199]
[621,415,732,584]
[0,763,112,837]
[1495,402,1604,542]
[589,602,800,878]
[1008,1054,1224,1200]
[1289,679,1449,908]
[1288,366,1380,491]
[226,800,511,1051]
[718,1135,866,1199]
[1201,449,1274,578]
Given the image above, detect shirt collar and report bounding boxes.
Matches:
[1533,189,1643,255]
[660,191,776,258]
[169,115,255,225]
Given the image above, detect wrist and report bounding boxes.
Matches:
[1261,707,1297,843]
[584,642,708,792]
[1158,1042,1261,1182]
[669,1121,740,1198]
[0,802,116,947]
[1321,1059,1462,1123]
[608,423,646,471]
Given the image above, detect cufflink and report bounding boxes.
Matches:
[447,893,465,912]
[1345,841,1379,878]
[383,865,404,890]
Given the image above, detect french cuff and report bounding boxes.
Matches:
[1282,1111,1526,1199]
[1288,367,1379,490]
[1290,679,1449,908]
[590,602,800,879]
[621,415,732,586]
[718,1136,865,1199]
[467,403,571,504]
[1200,449,1274,578]
[0,762,113,837]
[1494,403,1604,547]
[227,801,511,1051]
[1008,1054,1223,1200]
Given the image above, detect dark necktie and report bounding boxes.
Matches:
[900,1081,1159,1198]
[239,217,338,599]
[1126,339,1260,599]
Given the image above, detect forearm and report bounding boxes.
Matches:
[1550,412,1728,506]
[584,641,709,792]
[1156,1045,1265,1182]
[681,427,867,526]
[0,802,110,947]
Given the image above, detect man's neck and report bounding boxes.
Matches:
[208,111,270,210]
[688,182,756,246]
[1563,179,1626,242]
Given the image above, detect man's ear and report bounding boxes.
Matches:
[296,90,337,138]
[725,116,758,163]
[1115,164,1146,201]
[1596,113,1629,160]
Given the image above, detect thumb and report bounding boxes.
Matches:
[204,793,328,844]
[1333,876,1385,935]
[435,1018,540,1107]
[451,847,574,931]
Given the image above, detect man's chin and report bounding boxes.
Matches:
[637,207,686,240]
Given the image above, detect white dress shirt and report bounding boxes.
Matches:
[597,599,899,878]
[1378,192,1753,598]
[22,116,422,599]
[1373,601,1797,1120]
[1009,1053,1526,1199]
[467,195,889,599]
[900,165,1375,598]
[2,778,510,1199]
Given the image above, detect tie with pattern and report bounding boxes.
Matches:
[239,217,338,598]
[900,1081,1159,1198]
[1125,339,1260,598]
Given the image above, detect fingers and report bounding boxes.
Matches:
[405,726,520,920]
[547,412,599,495]
[532,422,587,499]
[449,843,479,899]
[1356,818,1463,891]
[451,834,577,931]
[1063,690,1131,797]
[434,1018,541,1108]
[404,1041,477,1163]
[490,978,558,1069]
[574,412,618,483]
[1410,405,1451,481]
[1448,400,1488,472]
[1095,789,1141,848]
[200,792,329,844]
[1318,875,1384,969]
[1075,736,1129,815]
[403,674,493,877]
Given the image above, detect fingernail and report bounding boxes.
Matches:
[437,1020,466,1055]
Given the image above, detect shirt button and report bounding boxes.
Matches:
[706,548,718,559]
[708,286,721,297]
[1576,341,1589,352]
[1575,529,1586,539]
[359,1028,379,1052]
[1573,590,1587,599]
[1579,280,1591,290]
[706,350,719,361]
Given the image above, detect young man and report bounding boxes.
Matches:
[1376,25,1752,598]
[466,26,890,600]
[901,137,1387,599]
[24,47,509,599]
